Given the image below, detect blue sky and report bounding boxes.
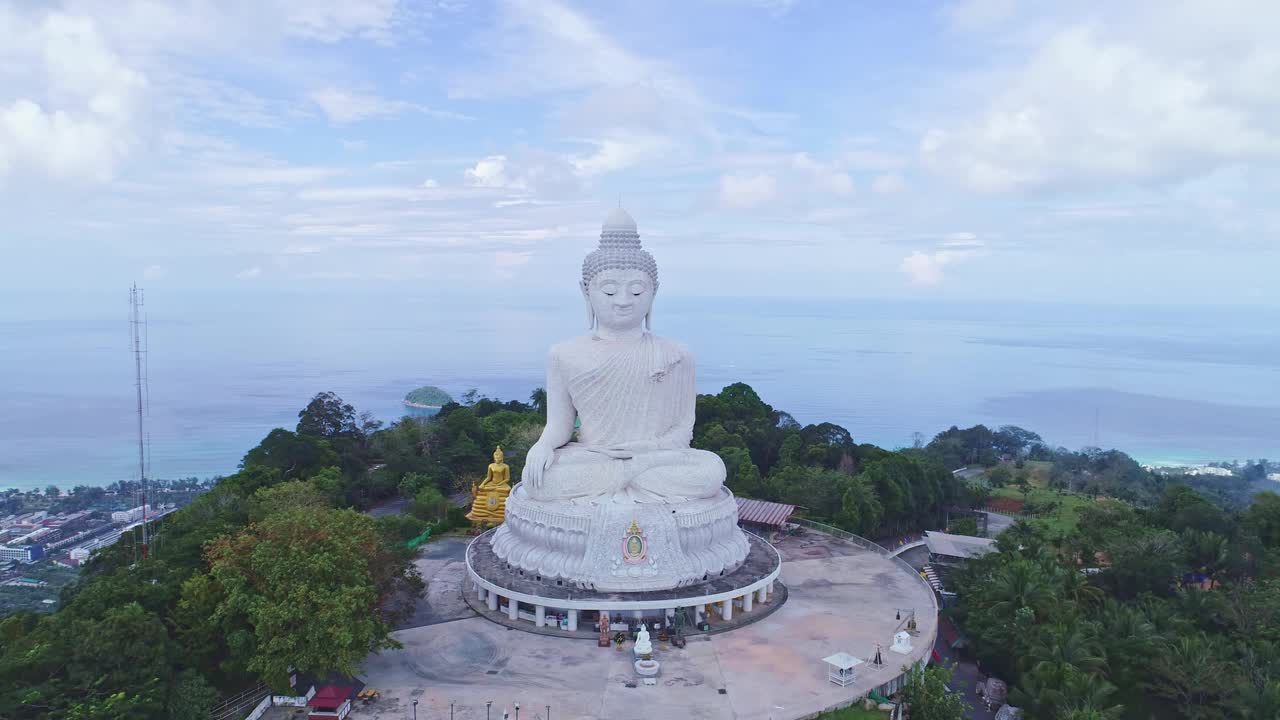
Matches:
[2,0,1277,305]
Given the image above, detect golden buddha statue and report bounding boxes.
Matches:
[467,446,512,527]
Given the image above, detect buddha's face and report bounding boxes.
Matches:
[494,448,504,463]
[587,268,654,332]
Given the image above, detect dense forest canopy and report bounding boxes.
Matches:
[0,384,1271,719]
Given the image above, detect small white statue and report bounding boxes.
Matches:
[633,623,653,657]
[891,630,913,654]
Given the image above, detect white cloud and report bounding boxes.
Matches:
[235,266,262,279]
[899,235,985,286]
[790,153,854,195]
[872,173,907,194]
[142,264,167,279]
[463,152,578,195]
[282,0,405,44]
[465,155,519,189]
[309,87,468,125]
[718,172,778,209]
[0,11,146,184]
[570,137,668,177]
[922,6,1280,192]
[420,178,438,188]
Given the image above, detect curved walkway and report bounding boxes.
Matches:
[889,539,927,557]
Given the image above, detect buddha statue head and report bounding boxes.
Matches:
[493,446,504,464]
[582,208,658,332]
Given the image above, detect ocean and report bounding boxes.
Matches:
[2,287,1278,491]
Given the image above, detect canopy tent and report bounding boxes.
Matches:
[822,651,864,687]
[308,685,354,719]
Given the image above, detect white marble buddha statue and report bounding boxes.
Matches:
[491,208,749,592]
[521,208,725,504]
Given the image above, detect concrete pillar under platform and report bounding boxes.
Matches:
[721,599,733,621]
[742,592,753,613]
[568,609,578,632]
[535,605,546,627]
[487,591,498,611]
[756,586,768,604]
[477,585,487,602]
[507,598,519,621]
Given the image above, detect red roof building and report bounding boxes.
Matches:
[307,685,354,720]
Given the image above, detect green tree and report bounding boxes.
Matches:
[1146,634,1235,719]
[204,507,403,689]
[1181,529,1229,587]
[411,486,450,523]
[899,664,969,720]
[987,464,1013,488]
[838,474,882,535]
[247,479,331,522]
[240,429,339,482]
[1245,491,1280,548]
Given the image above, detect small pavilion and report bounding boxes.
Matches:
[823,652,864,687]
[307,685,354,719]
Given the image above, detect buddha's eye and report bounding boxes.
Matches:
[628,281,646,295]
[600,282,618,296]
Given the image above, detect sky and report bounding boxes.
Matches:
[2,0,1278,306]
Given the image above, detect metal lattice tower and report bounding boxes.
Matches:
[129,284,150,560]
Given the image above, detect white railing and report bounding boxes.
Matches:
[243,697,270,720]
[210,682,268,720]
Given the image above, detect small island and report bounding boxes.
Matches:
[403,385,453,409]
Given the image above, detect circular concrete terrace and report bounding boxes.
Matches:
[353,525,938,720]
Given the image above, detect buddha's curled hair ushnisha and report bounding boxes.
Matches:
[581,209,659,294]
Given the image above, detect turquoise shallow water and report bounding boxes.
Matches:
[2,288,1277,491]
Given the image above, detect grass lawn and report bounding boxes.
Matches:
[983,474,1116,535]
[814,705,889,720]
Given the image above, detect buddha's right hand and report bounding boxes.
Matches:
[522,442,556,488]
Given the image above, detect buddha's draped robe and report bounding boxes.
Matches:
[527,332,725,503]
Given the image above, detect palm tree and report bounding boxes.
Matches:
[1235,679,1280,719]
[1029,623,1108,675]
[1058,566,1105,608]
[1059,671,1124,719]
[988,559,1056,620]
[1146,634,1234,719]
[1181,529,1229,588]
[1009,662,1072,719]
[1097,600,1161,690]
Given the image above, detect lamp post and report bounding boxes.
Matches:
[515,703,520,720]
[486,700,492,720]
[412,699,418,720]
[451,701,455,720]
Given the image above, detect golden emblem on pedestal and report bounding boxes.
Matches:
[622,517,647,564]
[467,446,512,528]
